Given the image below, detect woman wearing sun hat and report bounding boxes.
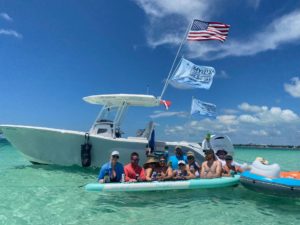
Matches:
[144,157,160,181]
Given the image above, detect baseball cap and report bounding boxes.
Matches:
[225,155,233,161]
[111,151,120,156]
[187,151,195,157]
[216,149,228,156]
[178,160,186,165]
[175,146,182,151]
[204,149,214,155]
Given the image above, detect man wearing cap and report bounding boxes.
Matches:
[98,151,124,183]
[124,152,146,182]
[222,155,243,177]
[168,146,188,170]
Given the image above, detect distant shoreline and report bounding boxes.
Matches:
[234,144,300,150]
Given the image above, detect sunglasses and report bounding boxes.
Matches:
[187,156,194,160]
[112,155,119,159]
[179,164,185,166]
[160,160,166,163]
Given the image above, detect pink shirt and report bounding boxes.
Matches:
[124,163,146,181]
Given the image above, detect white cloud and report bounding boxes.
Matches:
[284,77,300,98]
[147,34,181,48]
[0,29,22,38]
[238,102,268,113]
[271,107,298,122]
[134,0,217,48]
[161,102,300,145]
[251,129,268,136]
[239,114,259,123]
[135,0,300,59]
[247,0,261,10]
[237,104,298,124]
[222,109,238,114]
[134,0,212,20]
[217,115,238,125]
[0,13,13,22]
[215,70,230,79]
[251,129,282,137]
[150,110,188,119]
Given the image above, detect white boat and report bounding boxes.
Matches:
[0,94,233,167]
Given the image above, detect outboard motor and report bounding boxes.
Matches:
[81,133,92,167]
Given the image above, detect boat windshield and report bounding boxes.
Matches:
[96,106,118,123]
[90,104,128,137]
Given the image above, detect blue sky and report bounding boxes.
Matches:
[1,0,300,145]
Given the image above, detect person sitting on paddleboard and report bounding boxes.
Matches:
[168,146,188,170]
[222,155,243,177]
[124,152,146,182]
[98,151,124,183]
[216,148,247,169]
[201,149,222,179]
[186,151,201,178]
[216,149,228,167]
[173,160,195,180]
[156,156,173,181]
[144,157,160,181]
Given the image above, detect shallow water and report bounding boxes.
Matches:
[0,139,300,225]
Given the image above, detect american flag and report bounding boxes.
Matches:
[187,20,230,42]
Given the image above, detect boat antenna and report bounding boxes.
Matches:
[159,21,192,100]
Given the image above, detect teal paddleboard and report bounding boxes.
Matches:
[85,175,240,192]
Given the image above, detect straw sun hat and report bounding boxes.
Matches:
[143,157,159,168]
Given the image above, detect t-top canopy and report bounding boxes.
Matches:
[83,94,160,107]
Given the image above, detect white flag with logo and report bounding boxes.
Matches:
[191,98,216,117]
[169,58,215,89]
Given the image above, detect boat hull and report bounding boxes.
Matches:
[0,125,205,167]
[85,175,240,192]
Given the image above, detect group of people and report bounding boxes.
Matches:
[98,146,243,183]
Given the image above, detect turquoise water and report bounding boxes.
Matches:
[1,139,300,225]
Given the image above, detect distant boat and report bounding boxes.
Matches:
[0,94,233,167]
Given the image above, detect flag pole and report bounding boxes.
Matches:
[159,21,193,100]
